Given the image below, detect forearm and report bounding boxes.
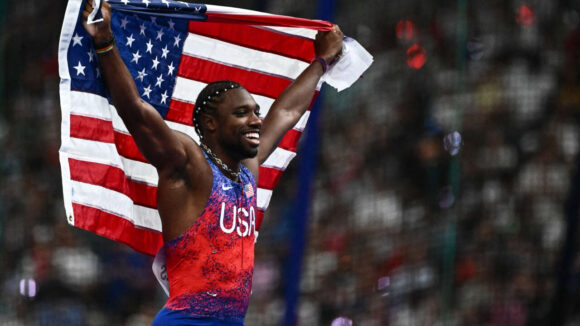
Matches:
[95,37,148,124]
[271,61,325,119]
[256,61,324,164]
[94,38,186,170]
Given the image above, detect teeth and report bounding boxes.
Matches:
[245,132,260,139]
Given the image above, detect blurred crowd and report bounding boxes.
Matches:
[1,0,580,325]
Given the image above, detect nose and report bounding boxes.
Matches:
[250,110,262,128]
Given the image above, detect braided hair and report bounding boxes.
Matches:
[193,80,242,141]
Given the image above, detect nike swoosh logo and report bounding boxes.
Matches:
[222,185,233,191]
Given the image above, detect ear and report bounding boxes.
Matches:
[202,113,218,134]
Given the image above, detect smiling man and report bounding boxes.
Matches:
[81,1,342,325]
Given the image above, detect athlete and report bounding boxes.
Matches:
[82,1,343,325]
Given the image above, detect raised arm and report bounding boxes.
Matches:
[81,1,188,173]
[255,26,344,165]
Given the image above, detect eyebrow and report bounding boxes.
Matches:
[234,104,260,111]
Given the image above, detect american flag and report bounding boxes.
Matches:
[58,0,332,256]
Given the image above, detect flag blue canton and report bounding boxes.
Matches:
[67,9,189,118]
[108,0,207,20]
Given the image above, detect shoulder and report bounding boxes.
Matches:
[159,131,211,182]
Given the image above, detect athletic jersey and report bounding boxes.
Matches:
[163,152,257,323]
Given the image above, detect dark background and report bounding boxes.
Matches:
[1,0,580,325]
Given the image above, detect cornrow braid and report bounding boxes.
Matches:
[193,80,242,141]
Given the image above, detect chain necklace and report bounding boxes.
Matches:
[200,143,241,181]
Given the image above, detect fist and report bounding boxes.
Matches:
[81,0,113,44]
[314,25,344,64]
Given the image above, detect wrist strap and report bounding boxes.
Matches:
[94,35,115,54]
[313,56,328,73]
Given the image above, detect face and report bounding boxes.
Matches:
[214,88,262,159]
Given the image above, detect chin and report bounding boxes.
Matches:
[243,147,259,159]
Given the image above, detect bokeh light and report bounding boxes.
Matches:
[516,5,535,26]
[19,278,37,298]
[443,131,462,156]
[331,317,353,326]
[396,19,415,40]
[406,44,426,69]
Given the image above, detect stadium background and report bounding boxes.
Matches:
[1,0,580,325]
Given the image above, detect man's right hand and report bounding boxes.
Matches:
[81,0,113,44]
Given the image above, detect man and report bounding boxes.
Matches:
[81,1,343,325]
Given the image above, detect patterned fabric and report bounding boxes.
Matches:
[163,152,257,321]
[153,307,244,326]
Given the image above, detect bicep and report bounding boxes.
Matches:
[257,107,302,164]
[121,99,188,171]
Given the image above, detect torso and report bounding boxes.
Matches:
[162,151,257,322]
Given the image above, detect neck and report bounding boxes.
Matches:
[200,142,241,181]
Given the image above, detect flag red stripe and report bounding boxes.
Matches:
[69,158,158,208]
[114,132,148,162]
[72,203,163,256]
[205,13,333,31]
[188,22,315,62]
[278,128,302,152]
[258,166,284,190]
[69,114,148,163]
[255,209,265,231]
[70,114,115,143]
[178,56,292,99]
[166,99,194,126]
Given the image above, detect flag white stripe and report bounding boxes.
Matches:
[65,137,159,185]
[70,180,162,231]
[206,5,271,16]
[172,77,276,115]
[172,77,309,131]
[183,34,309,80]
[259,26,318,39]
[261,147,297,170]
[256,188,273,210]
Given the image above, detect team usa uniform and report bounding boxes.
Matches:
[153,153,257,326]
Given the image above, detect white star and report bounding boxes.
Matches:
[173,34,181,47]
[161,90,169,104]
[131,50,142,64]
[142,0,150,7]
[139,23,146,36]
[167,62,175,75]
[142,85,152,98]
[151,56,160,70]
[121,0,129,4]
[168,19,175,30]
[120,17,129,29]
[151,17,157,24]
[177,1,189,7]
[136,67,148,81]
[162,0,170,7]
[156,29,164,41]
[73,61,86,76]
[155,74,165,87]
[145,39,153,54]
[87,50,95,62]
[126,34,135,47]
[161,45,169,58]
[96,68,101,78]
[72,33,84,47]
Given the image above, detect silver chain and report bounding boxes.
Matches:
[201,143,241,181]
